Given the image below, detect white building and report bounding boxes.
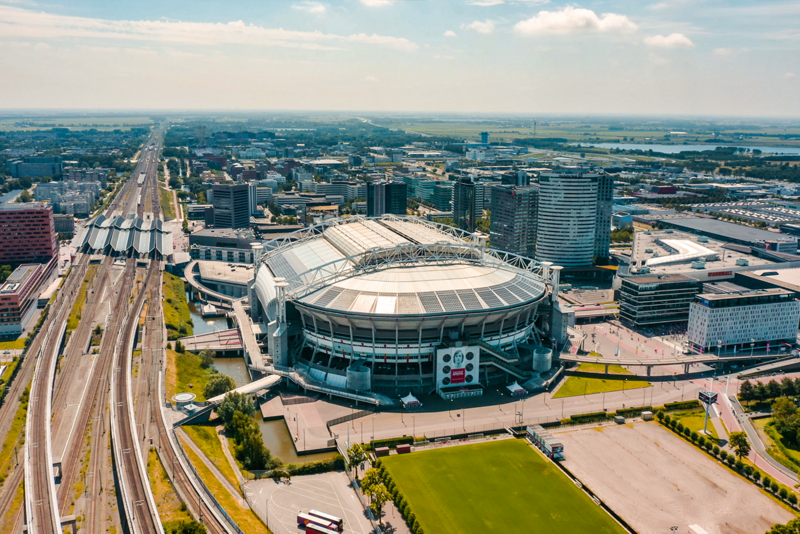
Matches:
[687,287,800,351]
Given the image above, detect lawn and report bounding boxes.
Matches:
[163,272,193,340]
[183,424,241,491]
[754,418,800,474]
[672,409,723,445]
[165,349,211,402]
[553,362,651,399]
[0,385,29,486]
[381,439,626,534]
[160,187,176,220]
[66,265,98,335]
[180,436,271,534]
[0,338,25,351]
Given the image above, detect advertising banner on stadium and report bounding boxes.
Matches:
[436,346,480,388]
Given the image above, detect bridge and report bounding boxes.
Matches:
[558,351,791,375]
[183,261,238,309]
[179,329,243,353]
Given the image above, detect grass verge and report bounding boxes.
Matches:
[0,480,24,534]
[0,385,29,486]
[0,339,25,351]
[66,265,98,336]
[147,449,195,527]
[180,436,271,534]
[553,362,651,399]
[671,409,722,445]
[160,187,176,220]
[165,349,212,402]
[163,273,192,340]
[754,418,800,475]
[381,439,626,534]
[183,424,241,491]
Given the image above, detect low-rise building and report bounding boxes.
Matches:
[0,264,47,335]
[619,274,702,327]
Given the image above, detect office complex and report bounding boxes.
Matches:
[367,181,407,217]
[6,156,63,178]
[595,174,613,259]
[453,177,477,232]
[0,203,58,265]
[212,183,250,229]
[430,182,454,212]
[490,185,538,259]
[619,275,702,327]
[0,264,47,335]
[687,285,800,351]
[535,171,608,268]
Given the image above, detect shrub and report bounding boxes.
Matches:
[676,422,685,432]
[720,450,728,461]
[663,414,672,425]
[743,465,753,477]
[682,427,691,438]
[726,456,736,467]
[753,471,761,482]
[713,445,720,456]
[663,400,701,411]
[763,475,772,488]
[690,431,699,442]
[569,411,609,424]
[790,493,798,506]
[772,482,780,493]
[735,459,744,472]
[780,488,789,500]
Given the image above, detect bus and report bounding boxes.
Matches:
[305,523,339,534]
[308,510,344,531]
[297,512,337,531]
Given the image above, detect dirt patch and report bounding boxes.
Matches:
[556,422,794,534]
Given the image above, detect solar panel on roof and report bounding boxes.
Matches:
[330,289,359,311]
[437,290,465,312]
[418,292,443,313]
[397,293,422,314]
[510,283,534,300]
[475,288,503,308]
[456,289,483,311]
[312,287,344,307]
[493,285,522,305]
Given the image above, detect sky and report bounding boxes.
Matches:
[0,0,799,116]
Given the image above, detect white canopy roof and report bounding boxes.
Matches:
[401,392,420,406]
[507,381,526,393]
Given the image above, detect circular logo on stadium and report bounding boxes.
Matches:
[466,351,475,361]
[466,374,473,383]
[442,376,451,385]
[442,365,451,374]
[443,353,451,363]
[466,363,474,372]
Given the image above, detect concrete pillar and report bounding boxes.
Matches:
[605,364,609,375]
[551,265,563,304]
[646,366,652,377]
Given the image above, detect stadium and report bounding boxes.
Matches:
[251,216,561,399]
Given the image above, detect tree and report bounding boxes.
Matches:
[174,340,185,353]
[767,380,783,399]
[739,380,755,401]
[216,392,255,426]
[360,467,382,496]
[204,373,235,399]
[782,377,797,397]
[199,349,215,368]
[367,483,390,525]
[729,431,751,460]
[346,443,368,481]
[773,397,798,421]
[166,520,206,534]
[767,518,800,534]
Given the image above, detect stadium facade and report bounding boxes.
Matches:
[251,216,564,398]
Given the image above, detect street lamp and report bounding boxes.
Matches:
[751,339,755,357]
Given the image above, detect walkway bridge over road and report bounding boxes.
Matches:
[559,351,792,375]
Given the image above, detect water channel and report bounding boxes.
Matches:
[186,291,335,463]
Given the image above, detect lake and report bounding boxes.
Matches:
[573,143,800,155]
[255,418,337,465]
[186,290,228,336]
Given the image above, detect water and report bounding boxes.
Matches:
[572,143,800,155]
[186,291,227,336]
[212,358,250,387]
[255,418,337,465]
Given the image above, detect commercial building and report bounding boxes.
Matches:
[212,183,250,229]
[53,214,75,234]
[648,217,798,254]
[490,185,538,258]
[687,284,800,351]
[0,203,58,265]
[189,228,258,264]
[0,264,47,335]
[619,274,702,327]
[367,181,407,217]
[453,177,477,232]
[430,182,454,212]
[535,171,601,268]
[7,157,63,178]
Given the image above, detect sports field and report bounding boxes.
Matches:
[381,439,626,534]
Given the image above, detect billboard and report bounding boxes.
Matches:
[436,346,480,388]
[699,391,718,405]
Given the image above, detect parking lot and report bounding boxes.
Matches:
[556,422,793,534]
[244,471,373,534]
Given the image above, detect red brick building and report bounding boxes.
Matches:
[0,203,58,264]
[0,263,46,335]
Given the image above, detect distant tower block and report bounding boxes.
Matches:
[480,131,489,144]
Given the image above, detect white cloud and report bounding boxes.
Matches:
[713,47,732,56]
[359,0,392,6]
[644,33,693,48]
[443,30,457,38]
[786,72,796,79]
[365,75,379,82]
[461,20,495,34]
[468,0,504,6]
[0,5,417,51]
[514,7,637,35]
[292,1,326,16]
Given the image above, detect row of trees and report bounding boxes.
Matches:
[739,378,800,402]
[217,392,281,471]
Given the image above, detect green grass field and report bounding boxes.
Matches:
[381,439,626,534]
[553,362,651,399]
[0,338,25,351]
[672,409,722,445]
[159,187,176,220]
[162,273,192,340]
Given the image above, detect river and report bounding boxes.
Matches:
[572,143,800,155]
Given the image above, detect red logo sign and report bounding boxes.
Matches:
[708,271,732,277]
[451,368,466,384]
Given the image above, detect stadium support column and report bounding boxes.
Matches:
[271,280,289,367]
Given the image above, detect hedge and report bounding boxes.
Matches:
[662,400,701,411]
[615,406,652,418]
[568,411,609,424]
[367,436,416,451]
[277,455,345,477]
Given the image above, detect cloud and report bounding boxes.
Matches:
[461,20,495,34]
[514,7,637,35]
[365,76,379,82]
[0,5,418,51]
[644,33,693,48]
[468,0,504,6]
[291,1,326,15]
[443,30,457,37]
[713,47,747,56]
[359,0,392,6]
[786,72,796,79]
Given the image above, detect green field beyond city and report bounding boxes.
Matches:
[381,439,626,534]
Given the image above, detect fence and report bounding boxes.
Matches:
[326,409,375,433]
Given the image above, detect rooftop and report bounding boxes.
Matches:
[657,217,797,244]
[196,261,255,285]
[0,264,41,295]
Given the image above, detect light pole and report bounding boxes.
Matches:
[751,339,755,358]
[413,415,416,439]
